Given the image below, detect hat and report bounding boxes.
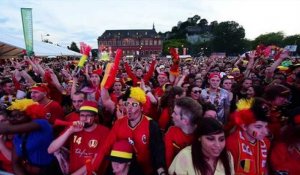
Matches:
[79,101,98,113]
[30,83,48,93]
[125,87,146,104]
[208,72,221,79]
[108,140,133,163]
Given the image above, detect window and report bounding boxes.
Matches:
[145,40,149,46]
[154,40,157,45]
[149,40,153,45]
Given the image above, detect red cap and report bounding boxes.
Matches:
[209,73,221,79]
[30,83,48,93]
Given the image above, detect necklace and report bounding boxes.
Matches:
[206,87,221,109]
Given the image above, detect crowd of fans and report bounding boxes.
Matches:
[0,48,300,175]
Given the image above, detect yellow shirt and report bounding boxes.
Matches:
[168,146,234,175]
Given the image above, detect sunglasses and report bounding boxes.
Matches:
[124,101,140,107]
[192,90,201,94]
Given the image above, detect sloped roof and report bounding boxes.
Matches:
[0,34,82,59]
[98,29,161,39]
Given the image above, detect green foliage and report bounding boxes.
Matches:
[68,42,80,53]
[211,21,246,54]
[162,39,187,55]
[252,32,284,48]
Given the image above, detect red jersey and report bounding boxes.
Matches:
[69,125,110,173]
[43,100,64,124]
[226,130,270,175]
[93,116,155,175]
[271,142,300,175]
[164,126,194,168]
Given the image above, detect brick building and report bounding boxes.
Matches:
[97,25,163,56]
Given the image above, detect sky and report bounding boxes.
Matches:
[1,0,299,48]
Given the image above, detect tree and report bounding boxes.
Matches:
[68,42,80,53]
[252,32,284,48]
[162,39,187,55]
[283,34,300,55]
[211,21,246,54]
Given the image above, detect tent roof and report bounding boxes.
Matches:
[0,34,82,59]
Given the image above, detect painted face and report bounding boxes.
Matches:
[222,79,232,91]
[244,121,268,141]
[72,94,85,111]
[203,110,217,119]
[209,77,221,89]
[200,132,225,159]
[191,87,201,100]
[31,90,46,102]
[79,111,96,128]
[90,74,100,87]
[124,98,142,122]
[111,161,130,174]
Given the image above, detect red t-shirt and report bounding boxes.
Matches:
[93,116,155,175]
[164,126,194,168]
[69,125,110,173]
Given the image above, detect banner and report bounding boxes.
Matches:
[21,8,34,56]
[284,45,297,52]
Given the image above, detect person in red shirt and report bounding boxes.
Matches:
[226,97,270,175]
[30,83,64,124]
[92,87,166,175]
[270,108,300,175]
[124,58,156,87]
[164,97,202,168]
[48,101,110,175]
[65,91,86,122]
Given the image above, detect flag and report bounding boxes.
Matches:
[21,8,34,56]
[284,45,297,52]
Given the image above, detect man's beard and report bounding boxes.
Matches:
[84,123,93,128]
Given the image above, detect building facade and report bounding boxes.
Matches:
[97,26,163,56]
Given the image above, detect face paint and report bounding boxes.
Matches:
[252,131,258,138]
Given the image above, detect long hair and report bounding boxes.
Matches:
[159,86,183,113]
[191,117,231,175]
